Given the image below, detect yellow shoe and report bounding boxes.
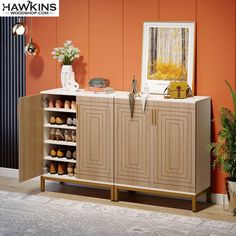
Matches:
[55,117,66,125]
[49,116,56,124]
[57,148,65,158]
[50,148,57,157]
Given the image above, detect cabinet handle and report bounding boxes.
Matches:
[155,110,157,126]
[151,109,154,126]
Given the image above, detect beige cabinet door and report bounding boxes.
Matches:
[77,97,113,183]
[154,106,195,191]
[114,99,153,186]
[19,95,43,182]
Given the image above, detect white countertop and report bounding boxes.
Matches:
[40,88,210,104]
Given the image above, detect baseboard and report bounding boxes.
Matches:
[0,167,40,181]
[0,167,19,178]
[0,167,230,206]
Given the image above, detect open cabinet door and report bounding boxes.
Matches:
[19,95,43,182]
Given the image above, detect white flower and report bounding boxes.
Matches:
[52,40,80,65]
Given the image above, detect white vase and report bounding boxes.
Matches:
[61,65,72,89]
[61,65,79,91]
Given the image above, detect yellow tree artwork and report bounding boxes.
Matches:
[148,27,189,81]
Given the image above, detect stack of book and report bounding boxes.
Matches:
[84,78,114,94]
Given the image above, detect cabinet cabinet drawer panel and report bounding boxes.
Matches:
[78,101,113,181]
[115,104,153,183]
[154,109,195,187]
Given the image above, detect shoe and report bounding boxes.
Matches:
[72,118,77,126]
[72,150,76,160]
[64,100,71,109]
[71,101,76,110]
[55,116,66,125]
[58,163,67,175]
[50,147,57,157]
[49,116,56,124]
[64,130,72,142]
[67,163,74,176]
[49,162,57,174]
[49,99,55,108]
[72,130,76,142]
[55,99,63,108]
[66,150,72,159]
[66,117,73,126]
[57,148,65,158]
[74,165,77,176]
[55,129,64,141]
[51,128,56,140]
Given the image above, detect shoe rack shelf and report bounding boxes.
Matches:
[42,173,77,180]
[42,94,78,178]
[44,156,76,163]
[44,124,76,130]
[44,108,76,113]
[44,139,77,146]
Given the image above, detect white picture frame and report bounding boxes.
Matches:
[141,22,195,94]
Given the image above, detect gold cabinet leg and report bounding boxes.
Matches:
[110,186,114,201]
[206,188,211,203]
[192,196,197,212]
[112,187,119,202]
[40,176,45,192]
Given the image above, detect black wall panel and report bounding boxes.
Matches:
[0,17,25,169]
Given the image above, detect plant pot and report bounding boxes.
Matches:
[226,178,236,213]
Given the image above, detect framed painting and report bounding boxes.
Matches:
[141,22,195,94]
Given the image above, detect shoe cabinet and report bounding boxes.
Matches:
[19,89,115,200]
[113,96,211,211]
[19,89,211,211]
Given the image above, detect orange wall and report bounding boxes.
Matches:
[26,0,236,194]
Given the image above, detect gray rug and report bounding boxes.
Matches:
[0,190,236,236]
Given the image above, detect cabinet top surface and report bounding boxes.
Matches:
[41,88,210,104]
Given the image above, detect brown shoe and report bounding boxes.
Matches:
[55,129,65,141]
[49,162,57,174]
[55,116,66,125]
[49,116,56,124]
[74,164,77,176]
[66,150,72,159]
[58,163,67,175]
[72,150,76,160]
[55,99,64,108]
[67,163,74,176]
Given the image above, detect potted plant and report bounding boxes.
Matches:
[52,40,80,90]
[209,80,236,211]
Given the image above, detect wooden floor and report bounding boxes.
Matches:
[0,176,236,223]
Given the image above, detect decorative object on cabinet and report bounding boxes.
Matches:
[129,77,141,118]
[141,22,195,94]
[209,80,236,214]
[164,81,193,99]
[141,83,149,112]
[89,78,110,88]
[86,78,113,94]
[52,40,80,91]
